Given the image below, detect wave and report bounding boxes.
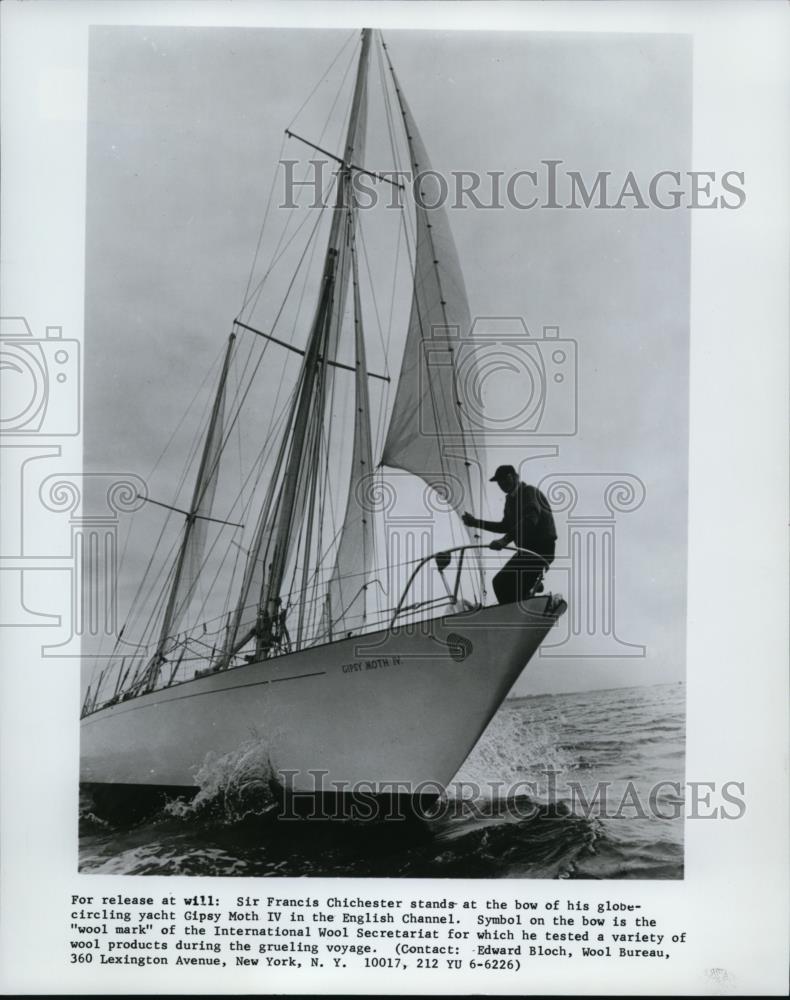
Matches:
[165,737,280,824]
[79,682,685,878]
[454,701,571,797]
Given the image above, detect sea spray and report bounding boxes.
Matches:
[453,698,571,802]
[165,737,279,823]
[79,684,685,879]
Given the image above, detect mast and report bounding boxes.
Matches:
[153,330,236,668]
[226,29,372,660]
[262,28,371,649]
[258,246,338,654]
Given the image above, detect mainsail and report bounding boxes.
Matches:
[380,50,483,535]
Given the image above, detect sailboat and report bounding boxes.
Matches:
[80,29,566,818]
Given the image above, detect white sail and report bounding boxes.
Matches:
[156,332,235,658]
[81,29,567,764]
[170,380,226,626]
[380,64,483,529]
[323,237,375,637]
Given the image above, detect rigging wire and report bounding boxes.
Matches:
[99,535,474,700]
[96,355,226,696]
[239,132,287,316]
[240,35,358,320]
[115,186,330,673]
[192,36,360,646]
[220,352,248,624]
[108,30,494,690]
[219,188,333,476]
[270,44,365,648]
[94,341,227,675]
[126,384,221,652]
[178,373,301,639]
[302,233,352,644]
[285,29,358,133]
[356,218,395,461]
[93,35,370,695]
[192,389,304,632]
[239,168,338,320]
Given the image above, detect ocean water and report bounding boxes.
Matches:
[79,682,685,879]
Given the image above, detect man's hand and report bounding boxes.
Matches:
[489,538,506,551]
[462,511,476,527]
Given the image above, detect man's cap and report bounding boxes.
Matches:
[490,464,518,482]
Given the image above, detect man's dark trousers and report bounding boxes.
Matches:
[492,541,555,605]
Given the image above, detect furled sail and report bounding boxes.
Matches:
[322,237,375,637]
[380,59,483,529]
[171,378,226,620]
[155,331,235,661]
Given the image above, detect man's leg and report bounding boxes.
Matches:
[515,556,541,603]
[495,548,555,605]
[515,541,556,602]
[493,554,521,605]
[492,566,511,604]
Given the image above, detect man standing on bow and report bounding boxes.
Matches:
[462,465,557,606]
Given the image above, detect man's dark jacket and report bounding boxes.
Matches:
[474,483,557,557]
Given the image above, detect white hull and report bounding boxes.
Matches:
[81,598,565,794]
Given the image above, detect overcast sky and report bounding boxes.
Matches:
[84,26,691,695]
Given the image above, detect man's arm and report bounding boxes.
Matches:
[467,516,506,533]
[489,530,513,550]
[462,512,512,549]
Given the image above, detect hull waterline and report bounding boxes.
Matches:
[81,598,565,805]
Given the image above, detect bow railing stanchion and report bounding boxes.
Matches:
[389,544,550,627]
[452,548,466,605]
